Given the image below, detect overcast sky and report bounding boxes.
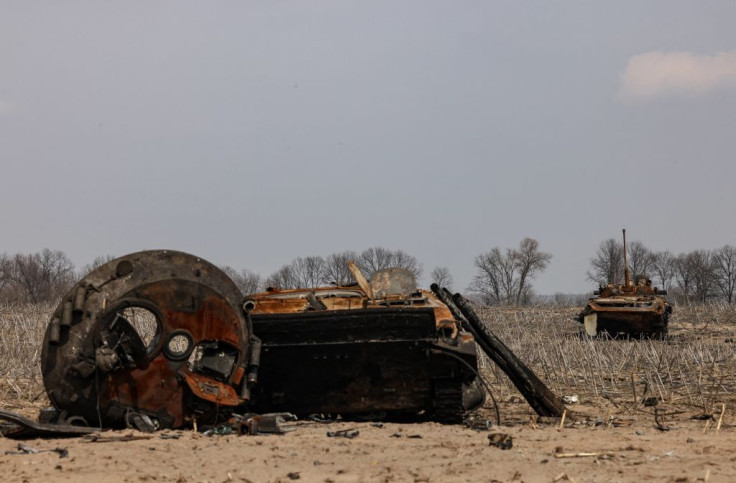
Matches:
[1,2,735,295]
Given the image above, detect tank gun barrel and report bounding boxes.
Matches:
[623,228,631,287]
[431,284,565,417]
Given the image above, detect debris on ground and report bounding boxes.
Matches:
[204,413,298,436]
[488,433,513,450]
[326,429,360,439]
[4,443,68,458]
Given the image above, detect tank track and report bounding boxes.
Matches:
[431,378,464,424]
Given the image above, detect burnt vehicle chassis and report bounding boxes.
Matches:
[35,251,487,431]
[577,286,672,339]
[248,292,482,422]
[0,250,564,437]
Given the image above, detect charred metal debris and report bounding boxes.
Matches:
[1,250,564,438]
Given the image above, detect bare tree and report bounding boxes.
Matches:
[691,250,716,304]
[220,265,263,295]
[587,239,623,285]
[674,250,716,304]
[264,256,327,290]
[430,266,454,290]
[0,252,10,294]
[673,252,696,304]
[390,250,423,279]
[652,251,676,291]
[468,249,502,305]
[266,248,421,290]
[713,245,736,303]
[265,264,298,290]
[356,247,423,280]
[470,238,551,306]
[628,241,655,279]
[356,247,393,275]
[470,247,516,305]
[323,250,358,286]
[9,249,75,303]
[291,256,327,288]
[81,254,117,275]
[514,238,552,305]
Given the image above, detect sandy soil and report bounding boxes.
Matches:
[2,401,734,483]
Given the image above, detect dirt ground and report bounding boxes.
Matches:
[1,401,734,483]
[4,304,736,482]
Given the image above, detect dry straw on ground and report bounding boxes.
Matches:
[477,303,736,417]
[2,301,736,419]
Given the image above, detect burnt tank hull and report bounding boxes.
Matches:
[247,287,484,423]
[579,230,673,339]
[578,293,672,338]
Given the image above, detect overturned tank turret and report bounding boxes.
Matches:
[41,251,256,430]
[578,230,672,339]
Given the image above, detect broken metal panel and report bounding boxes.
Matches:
[583,313,598,336]
[0,409,99,438]
[369,268,417,298]
[183,372,243,406]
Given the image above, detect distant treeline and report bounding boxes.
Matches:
[586,240,736,305]
[0,247,426,305]
[2,239,735,306]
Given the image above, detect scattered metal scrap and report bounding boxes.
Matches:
[82,433,153,443]
[1,249,565,438]
[487,433,513,450]
[4,443,68,458]
[326,429,360,439]
[203,412,297,436]
[0,409,98,438]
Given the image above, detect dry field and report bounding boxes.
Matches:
[2,302,736,482]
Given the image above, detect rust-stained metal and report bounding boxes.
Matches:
[14,249,568,435]
[577,230,672,338]
[41,250,255,430]
[247,266,485,423]
[32,252,488,430]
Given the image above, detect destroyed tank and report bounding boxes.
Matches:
[37,252,485,431]
[578,230,672,339]
[246,262,485,423]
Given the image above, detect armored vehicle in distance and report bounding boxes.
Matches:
[578,230,672,339]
